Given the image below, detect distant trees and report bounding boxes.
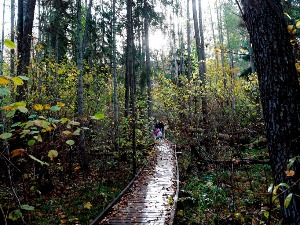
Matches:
[240,0,300,224]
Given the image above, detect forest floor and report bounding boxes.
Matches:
[1,124,284,225]
[173,124,283,225]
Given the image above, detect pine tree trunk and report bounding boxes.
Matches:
[241,1,300,224]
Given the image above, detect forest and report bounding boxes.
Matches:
[1,0,300,224]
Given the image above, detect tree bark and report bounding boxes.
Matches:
[143,0,152,119]
[126,0,136,176]
[192,0,207,123]
[10,0,15,76]
[112,0,119,151]
[240,1,300,224]
[17,0,36,101]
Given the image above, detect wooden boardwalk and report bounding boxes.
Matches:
[90,139,179,225]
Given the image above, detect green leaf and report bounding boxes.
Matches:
[6,110,15,118]
[48,150,58,160]
[91,113,105,120]
[28,154,49,166]
[73,129,81,135]
[8,210,22,221]
[50,106,61,111]
[27,139,36,146]
[66,140,75,146]
[273,183,290,195]
[60,118,69,123]
[18,106,28,113]
[4,39,16,49]
[11,122,21,127]
[18,75,30,81]
[284,193,293,208]
[0,87,11,96]
[20,204,35,211]
[0,132,13,139]
[28,114,37,119]
[263,211,269,218]
[287,156,300,170]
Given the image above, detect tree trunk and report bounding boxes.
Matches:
[192,0,207,123]
[240,1,300,224]
[16,0,36,101]
[186,0,191,82]
[144,0,153,123]
[124,0,132,118]
[112,0,119,151]
[76,0,88,170]
[10,0,15,76]
[126,0,136,176]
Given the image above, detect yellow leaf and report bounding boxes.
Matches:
[74,166,81,171]
[296,20,300,28]
[285,170,295,177]
[62,130,73,137]
[288,25,296,34]
[44,104,51,110]
[57,102,65,107]
[34,134,43,142]
[48,150,58,160]
[4,105,14,110]
[43,126,52,132]
[33,120,43,127]
[32,104,44,111]
[11,149,26,157]
[295,63,300,72]
[177,210,184,216]
[83,202,92,209]
[14,101,26,107]
[12,77,24,86]
[0,76,10,85]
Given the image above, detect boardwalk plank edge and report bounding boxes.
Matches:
[89,166,145,225]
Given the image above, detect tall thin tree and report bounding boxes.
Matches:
[192,0,207,123]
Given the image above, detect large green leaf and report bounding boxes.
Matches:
[4,39,16,49]
[20,204,35,211]
[50,106,61,111]
[91,113,105,120]
[0,132,12,139]
[66,140,75,146]
[284,193,293,208]
[8,210,22,221]
[0,87,10,96]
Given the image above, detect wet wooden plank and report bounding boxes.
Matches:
[93,140,178,225]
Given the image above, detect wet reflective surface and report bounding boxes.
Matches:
[99,140,178,224]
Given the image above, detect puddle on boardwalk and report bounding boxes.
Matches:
[98,140,177,225]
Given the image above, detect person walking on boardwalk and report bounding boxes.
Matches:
[155,120,165,138]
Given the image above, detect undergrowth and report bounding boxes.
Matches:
[174,131,283,225]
